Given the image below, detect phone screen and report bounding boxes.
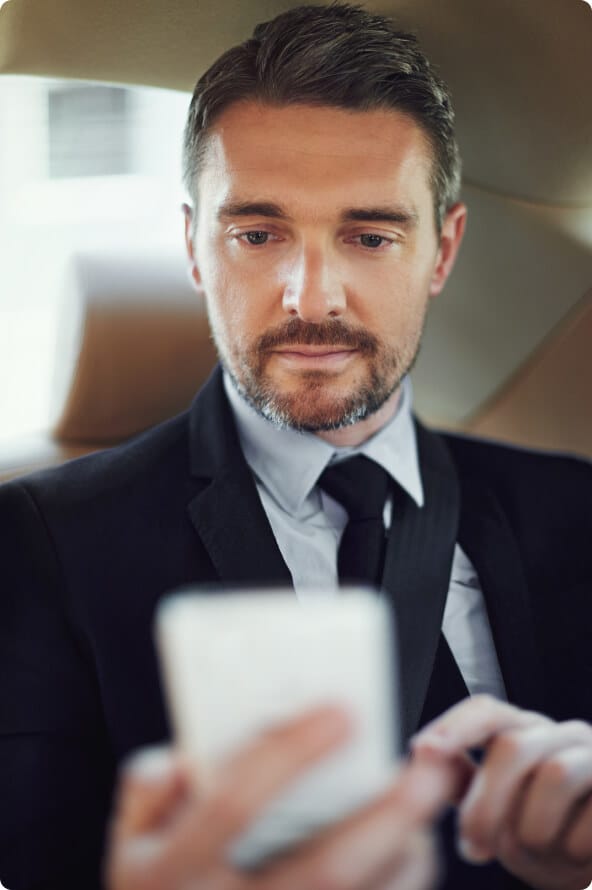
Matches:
[156,586,399,868]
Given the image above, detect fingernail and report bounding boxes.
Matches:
[457,837,493,864]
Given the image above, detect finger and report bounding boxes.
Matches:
[495,823,592,890]
[253,750,452,890]
[375,831,438,890]
[176,866,249,890]
[255,816,434,890]
[517,742,592,851]
[409,744,476,806]
[156,706,352,881]
[458,721,592,860]
[203,705,352,839]
[410,695,546,755]
[114,747,191,839]
[399,746,475,816]
[564,792,592,865]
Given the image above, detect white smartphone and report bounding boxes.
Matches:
[156,586,399,869]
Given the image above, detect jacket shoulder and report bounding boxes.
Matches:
[439,431,591,534]
[0,410,192,511]
[441,431,590,489]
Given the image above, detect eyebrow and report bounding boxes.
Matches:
[218,201,290,221]
[218,200,419,228]
[342,207,419,228]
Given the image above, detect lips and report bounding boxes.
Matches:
[269,347,359,369]
[272,346,357,357]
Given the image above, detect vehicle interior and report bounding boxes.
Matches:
[0,0,590,481]
[0,3,590,889]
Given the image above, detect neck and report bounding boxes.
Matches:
[316,387,403,448]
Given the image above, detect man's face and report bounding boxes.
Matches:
[186,102,464,433]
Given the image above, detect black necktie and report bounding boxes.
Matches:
[319,455,390,586]
[319,455,469,723]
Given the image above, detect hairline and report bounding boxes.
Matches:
[185,98,445,236]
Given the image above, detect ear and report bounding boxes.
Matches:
[182,202,203,290]
[429,202,467,298]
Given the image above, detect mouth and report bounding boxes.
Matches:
[270,346,359,369]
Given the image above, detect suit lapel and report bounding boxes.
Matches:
[382,422,460,743]
[184,375,544,730]
[186,367,292,587]
[457,480,545,713]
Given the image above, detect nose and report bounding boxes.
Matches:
[282,245,346,323]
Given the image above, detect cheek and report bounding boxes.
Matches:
[349,262,420,331]
[197,246,241,332]
[380,248,435,321]
[199,238,273,333]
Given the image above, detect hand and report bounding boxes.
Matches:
[106,705,461,890]
[411,695,592,890]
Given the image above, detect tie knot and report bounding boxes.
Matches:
[318,456,390,521]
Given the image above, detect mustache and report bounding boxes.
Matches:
[256,318,379,354]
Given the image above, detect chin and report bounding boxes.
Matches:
[254,379,397,432]
[227,345,411,432]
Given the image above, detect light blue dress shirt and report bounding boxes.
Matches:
[224,372,506,700]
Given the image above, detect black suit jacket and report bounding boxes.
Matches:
[1,367,591,890]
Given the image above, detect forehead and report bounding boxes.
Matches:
[196,101,434,219]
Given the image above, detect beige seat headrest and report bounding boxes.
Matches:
[51,249,217,444]
[466,291,592,458]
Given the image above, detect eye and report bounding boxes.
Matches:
[243,231,269,245]
[358,234,389,249]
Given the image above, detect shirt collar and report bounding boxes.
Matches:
[224,372,424,515]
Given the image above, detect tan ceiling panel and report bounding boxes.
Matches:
[465,293,592,459]
[371,0,592,206]
[0,0,296,90]
[2,0,591,205]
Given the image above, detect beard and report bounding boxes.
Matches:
[216,317,422,432]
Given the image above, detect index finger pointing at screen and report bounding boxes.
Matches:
[410,695,550,755]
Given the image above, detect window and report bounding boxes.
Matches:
[48,84,131,178]
[0,77,190,442]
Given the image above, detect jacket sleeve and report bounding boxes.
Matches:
[0,480,115,890]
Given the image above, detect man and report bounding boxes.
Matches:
[0,4,591,890]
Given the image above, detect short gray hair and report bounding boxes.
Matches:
[183,3,461,232]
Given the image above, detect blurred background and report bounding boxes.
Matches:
[0,77,188,440]
[0,0,590,475]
